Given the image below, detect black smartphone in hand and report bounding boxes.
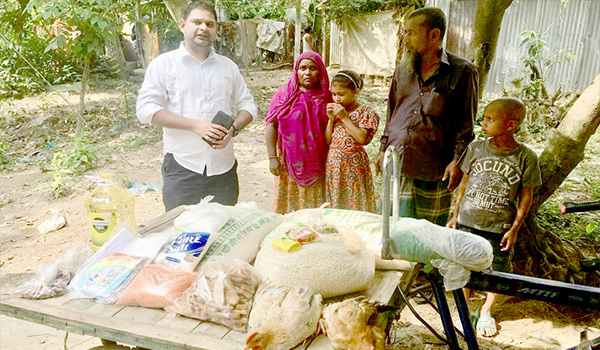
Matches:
[203,111,234,145]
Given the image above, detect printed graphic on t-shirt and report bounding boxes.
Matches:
[464,156,521,214]
[458,140,541,233]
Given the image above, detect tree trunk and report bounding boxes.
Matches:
[238,8,248,76]
[395,15,405,66]
[530,74,600,214]
[163,0,189,24]
[322,11,330,66]
[467,0,513,97]
[76,58,90,138]
[294,0,301,60]
[14,0,31,37]
[514,74,600,286]
[394,4,421,66]
[136,24,160,69]
[110,29,128,78]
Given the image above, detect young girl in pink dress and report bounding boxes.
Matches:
[325,71,379,212]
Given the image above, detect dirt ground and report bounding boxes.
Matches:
[0,69,598,350]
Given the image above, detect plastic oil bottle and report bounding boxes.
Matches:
[85,174,136,250]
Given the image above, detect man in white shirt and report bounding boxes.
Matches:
[136,1,257,211]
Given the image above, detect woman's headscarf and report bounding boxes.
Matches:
[265,51,332,187]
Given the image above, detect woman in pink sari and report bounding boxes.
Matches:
[265,51,332,214]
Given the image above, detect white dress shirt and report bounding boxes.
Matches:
[136,43,257,176]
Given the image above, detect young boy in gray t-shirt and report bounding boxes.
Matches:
[447,97,542,337]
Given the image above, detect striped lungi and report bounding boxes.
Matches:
[397,176,452,226]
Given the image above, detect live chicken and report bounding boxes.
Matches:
[245,283,322,350]
[320,296,388,350]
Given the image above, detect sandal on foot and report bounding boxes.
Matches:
[476,315,497,337]
[470,308,480,327]
[456,308,479,333]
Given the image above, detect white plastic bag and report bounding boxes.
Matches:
[37,208,67,234]
[154,197,231,271]
[14,243,93,299]
[391,218,493,290]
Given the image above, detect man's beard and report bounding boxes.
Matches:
[398,49,420,77]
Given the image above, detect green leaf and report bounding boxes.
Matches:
[97,19,108,30]
[57,34,66,48]
[24,1,37,13]
[42,9,54,20]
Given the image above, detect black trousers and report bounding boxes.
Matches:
[161,153,239,211]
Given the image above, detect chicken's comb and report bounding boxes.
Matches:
[245,330,258,345]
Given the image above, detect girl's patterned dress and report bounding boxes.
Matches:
[326,105,379,213]
[273,170,326,214]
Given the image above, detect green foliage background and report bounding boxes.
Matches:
[0,1,80,98]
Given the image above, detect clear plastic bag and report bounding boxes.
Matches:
[165,259,260,331]
[391,218,493,291]
[14,243,94,299]
[115,263,198,308]
[69,225,171,303]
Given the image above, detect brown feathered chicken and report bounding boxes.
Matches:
[245,283,322,350]
[320,296,389,350]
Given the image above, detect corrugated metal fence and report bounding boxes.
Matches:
[329,21,341,67]
[427,0,600,94]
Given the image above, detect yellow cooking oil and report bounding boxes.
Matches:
[85,174,136,250]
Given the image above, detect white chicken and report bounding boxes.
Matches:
[320,296,389,350]
[245,283,323,350]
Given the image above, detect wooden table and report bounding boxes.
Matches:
[0,208,407,350]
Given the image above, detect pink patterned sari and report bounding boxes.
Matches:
[265,51,332,187]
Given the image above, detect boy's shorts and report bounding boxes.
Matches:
[457,224,514,273]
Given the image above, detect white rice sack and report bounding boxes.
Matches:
[202,204,284,263]
[253,221,375,298]
[282,209,415,272]
[392,218,493,291]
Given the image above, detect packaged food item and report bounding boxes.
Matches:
[156,231,212,269]
[154,197,230,271]
[115,264,198,308]
[85,174,136,250]
[285,226,319,243]
[14,243,93,299]
[165,259,260,331]
[72,252,147,302]
[272,237,301,252]
[69,226,171,303]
